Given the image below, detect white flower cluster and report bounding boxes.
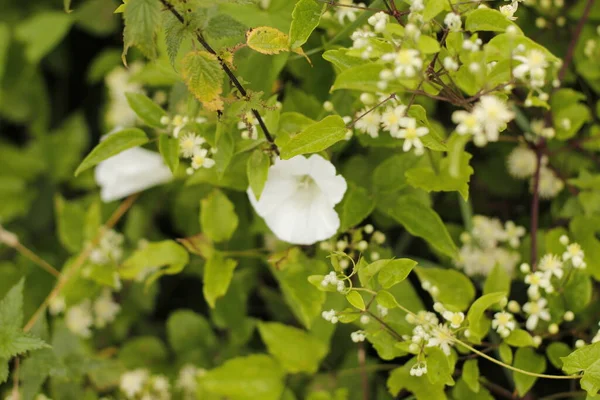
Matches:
[519,235,586,331]
[505,145,564,199]
[351,330,367,342]
[456,215,523,277]
[319,224,386,268]
[405,307,457,359]
[320,271,346,293]
[322,309,339,324]
[583,27,600,59]
[89,229,124,265]
[333,0,366,24]
[120,369,171,400]
[160,115,215,175]
[452,96,515,147]
[60,289,121,338]
[368,12,388,33]
[176,364,206,400]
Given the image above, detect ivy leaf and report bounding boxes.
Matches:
[200,354,285,400]
[378,259,417,289]
[246,26,290,54]
[158,135,180,174]
[125,92,167,128]
[288,0,325,49]
[203,252,238,308]
[335,183,375,232]
[119,240,190,284]
[247,149,270,200]
[463,359,480,392]
[514,348,546,396]
[74,128,148,176]
[280,115,347,159]
[377,194,458,259]
[414,267,475,311]
[0,280,48,364]
[181,50,224,112]
[258,322,328,374]
[200,189,239,242]
[562,342,600,395]
[122,0,160,61]
[465,8,522,33]
[466,292,507,343]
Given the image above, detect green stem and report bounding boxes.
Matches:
[458,194,473,232]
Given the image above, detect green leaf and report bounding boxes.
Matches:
[335,183,375,232]
[414,267,475,311]
[570,215,600,280]
[164,11,189,66]
[280,115,347,159]
[270,248,327,328]
[562,342,600,375]
[376,290,399,310]
[214,125,235,178]
[323,49,367,72]
[55,195,85,253]
[122,0,160,60]
[125,92,167,128]
[487,33,559,64]
[388,362,446,398]
[158,134,180,174]
[0,24,11,83]
[378,194,458,259]
[246,26,290,54]
[74,128,148,176]
[181,50,224,111]
[405,152,473,200]
[247,149,270,200]
[563,270,592,313]
[345,291,365,311]
[463,359,480,392]
[514,348,546,396]
[288,0,325,49]
[200,189,239,242]
[120,240,189,282]
[258,322,327,373]
[203,252,238,308]
[452,378,494,400]
[0,280,48,360]
[499,342,513,364]
[167,309,217,355]
[0,358,7,384]
[358,258,390,289]
[15,12,73,64]
[546,342,571,369]
[466,292,507,343]
[378,259,417,289]
[426,347,455,386]
[119,336,168,369]
[372,153,420,194]
[504,329,535,348]
[483,264,511,297]
[422,0,446,21]
[200,354,285,400]
[465,8,522,33]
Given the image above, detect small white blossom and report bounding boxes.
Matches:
[49,296,66,316]
[396,117,429,155]
[504,221,526,248]
[452,110,482,136]
[500,1,519,20]
[564,311,575,322]
[190,148,215,170]
[381,105,407,136]
[427,324,455,355]
[65,300,94,338]
[360,315,371,324]
[355,109,381,138]
[442,311,465,328]
[563,243,585,268]
[335,0,365,24]
[535,167,564,199]
[377,304,389,317]
[492,311,516,337]
[351,331,366,342]
[179,133,205,158]
[538,254,564,279]
[523,298,551,331]
[93,289,121,328]
[444,13,462,31]
[443,57,459,72]
[472,96,515,145]
[525,271,553,298]
[513,49,548,88]
[120,369,149,399]
[322,309,339,324]
[507,146,537,179]
[410,361,428,377]
[382,49,423,78]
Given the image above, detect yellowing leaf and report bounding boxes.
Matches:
[246,26,289,55]
[181,50,224,112]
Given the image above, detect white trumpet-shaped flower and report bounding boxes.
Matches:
[95,147,173,202]
[248,155,347,245]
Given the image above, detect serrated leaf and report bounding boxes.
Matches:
[122,0,160,60]
[289,0,325,49]
[247,26,289,54]
[258,322,327,374]
[74,128,148,176]
[200,189,239,242]
[335,183,375,232]
[247,150,270,200]
[414,267,475,311]
[181,50,224,112]
[164,11,189,66]
[119,240,189,283]
[562,342,600,375]
[280,115,347,159]
[466,292,507,343]
[377,194,458,259]
[125,92,167,128]
[203,252,238,308]
[378,259,417,289]
[514,348,546,396]
[200,355,285,400]
[158,135,180,174]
